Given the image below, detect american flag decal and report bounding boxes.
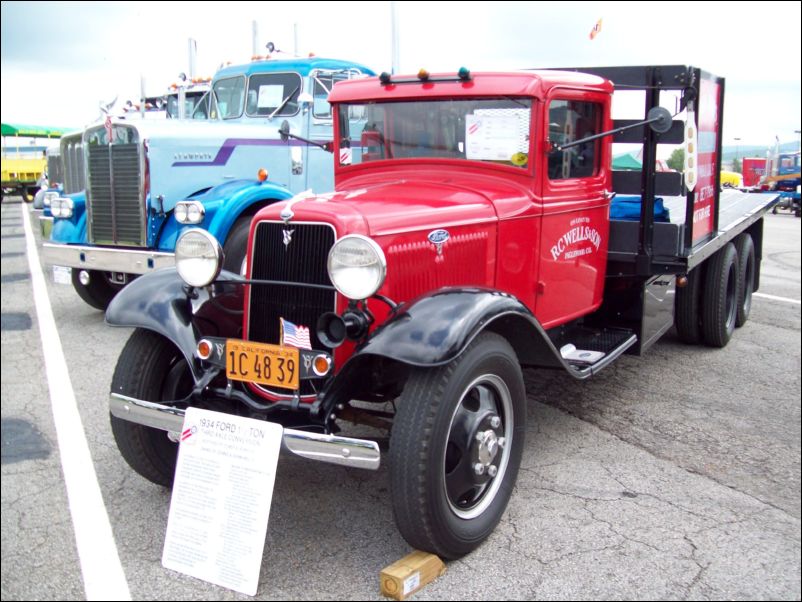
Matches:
[280,317,312,350]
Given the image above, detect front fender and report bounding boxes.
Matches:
[105,268,245,382]
[156,179,293,251]
[355,288,566,369]
[49,192,87,243]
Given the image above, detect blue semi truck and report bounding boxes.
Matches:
[42,56,373,309]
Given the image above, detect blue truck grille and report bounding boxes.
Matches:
[87,144,144,246]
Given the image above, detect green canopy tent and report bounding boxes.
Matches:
[1,123,74,138]
[612,150,643,170]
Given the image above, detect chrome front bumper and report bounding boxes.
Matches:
[109,393,381,470]
[42,243,175,274]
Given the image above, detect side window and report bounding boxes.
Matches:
[312,76,334,119]
[548,100,601,180]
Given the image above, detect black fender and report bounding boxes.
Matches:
[323,288,579,410]
[358,287,568,368]
[105,268,245,382]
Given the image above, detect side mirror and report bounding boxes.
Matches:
[279,120,291,142]
[647,107,672,134]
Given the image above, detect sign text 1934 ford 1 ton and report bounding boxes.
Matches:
[106,65,776,558]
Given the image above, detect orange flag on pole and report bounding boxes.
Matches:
[589,18,602,40]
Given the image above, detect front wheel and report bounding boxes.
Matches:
[389,332,526,559]
[110,329,192,486]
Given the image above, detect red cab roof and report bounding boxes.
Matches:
[328,70,613,103]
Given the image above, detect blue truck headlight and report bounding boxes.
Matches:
[327,235,386,300]
[51,197,74,218]
[43,191,59,207]
[174,201,205,224]
[175,229,223,287]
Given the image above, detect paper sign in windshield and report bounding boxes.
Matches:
[466,114,521,161]
[257,85,285,108]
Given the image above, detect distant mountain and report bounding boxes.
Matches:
[721,140,800,161]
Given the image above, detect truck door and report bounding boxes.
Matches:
[536,90,612,329]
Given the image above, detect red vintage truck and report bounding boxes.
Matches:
[106,65,776,559]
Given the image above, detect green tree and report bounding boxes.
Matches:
[666,148,684,171]
[731,157,742,173]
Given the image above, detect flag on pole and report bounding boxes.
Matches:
[280,317,312,350]
[589,18,603,40]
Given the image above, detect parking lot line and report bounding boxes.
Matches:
[754,292,802,305]
[21,205,132,601]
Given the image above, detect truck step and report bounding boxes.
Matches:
[549,325,637,376]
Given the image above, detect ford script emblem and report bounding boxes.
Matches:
[428,229,450,256]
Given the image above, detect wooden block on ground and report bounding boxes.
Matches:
[380,550,446,600]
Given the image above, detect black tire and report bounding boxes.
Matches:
[675,266,704,344]
[110,329,192,487]
[701,243,739,348]
[71,269,124,311]
[734,234,755,328]
[389,332,526,559]
[222,216,251,275]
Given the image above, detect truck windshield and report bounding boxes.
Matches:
[337,98,532,169]
[245,72,302,117]
[213,76,245,119]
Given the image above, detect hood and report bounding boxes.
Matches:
[256,169,535,236]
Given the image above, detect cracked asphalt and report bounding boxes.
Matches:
[1,198,800,600]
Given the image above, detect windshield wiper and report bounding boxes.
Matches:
[269,86,300,120]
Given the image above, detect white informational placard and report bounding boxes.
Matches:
[465,114,521,161]
[52,265,71,285]
[162,407,283,596]
[257,85,285,108]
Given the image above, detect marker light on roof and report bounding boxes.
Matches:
[458,67,471,81]
[379,72,392,85]
[418,69,430,81]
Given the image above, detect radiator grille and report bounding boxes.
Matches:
[60,136,85,194]
[248,222,336,350]
[87,143,144,245]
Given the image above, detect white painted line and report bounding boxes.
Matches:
[754,292,801,306]
[21,205,132,601]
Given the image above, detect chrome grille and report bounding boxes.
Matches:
[46,151,63,186]
[87,143,144,245]
[60,134,85,194]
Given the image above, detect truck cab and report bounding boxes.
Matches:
[105,66,776,561]
[42,56,373,309]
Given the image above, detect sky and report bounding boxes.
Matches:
[1,1,800,150]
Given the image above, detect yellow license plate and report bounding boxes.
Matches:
[226,340,300,389]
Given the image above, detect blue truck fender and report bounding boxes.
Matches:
[156,179,294,251]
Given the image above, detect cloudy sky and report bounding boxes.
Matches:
[2,1,800,148]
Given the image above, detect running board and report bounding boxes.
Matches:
[566,334,638,377]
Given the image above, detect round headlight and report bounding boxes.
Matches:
[327,235,386,300]
[174,203,188,223]
[175,229,222,287]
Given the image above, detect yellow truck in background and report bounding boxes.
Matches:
[2,123,69,201]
